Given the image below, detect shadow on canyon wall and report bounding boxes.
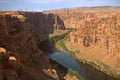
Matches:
[0,11,119,80]
[0,11,65,80]
[31,13,69,79]
[78,61,119,80]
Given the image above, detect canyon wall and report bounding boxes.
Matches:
[0,11,65,80]
[46,7,120,72]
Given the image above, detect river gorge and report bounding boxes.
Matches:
[38,28,120,80]
[0,6,120,80]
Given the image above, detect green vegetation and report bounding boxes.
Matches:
[67,69,84,80]
[49,28,74,43]
[50,28,85,80]
[52,28,120,80]
[49,30,68,43]
[57,38,120,79]
[50,58,84,80]
[55,35,68,51]
[57,40,120,79]
[77,58,120,79]
[49,30,68,39]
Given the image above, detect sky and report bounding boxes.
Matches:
[0,0,120,11]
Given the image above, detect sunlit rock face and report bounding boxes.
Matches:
[0,11,65,80]
[46,7,120,71]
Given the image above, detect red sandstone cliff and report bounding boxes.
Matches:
[0,11,65,80]
[46,7,120,72]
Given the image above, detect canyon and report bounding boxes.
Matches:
[0,6,120,80]
[0,11,66,80]
[45,6,120,79]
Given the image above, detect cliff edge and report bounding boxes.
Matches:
[0,11,65,80]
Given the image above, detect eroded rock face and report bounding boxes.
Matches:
[46,7,120,71]
[54,15,65,30]
[0,48,21,80]
[47,8,120,55]
[0,11,65,80]
[69,13,120,56]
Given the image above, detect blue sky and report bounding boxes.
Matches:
[0,0,120,11]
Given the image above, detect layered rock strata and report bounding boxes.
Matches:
[46,7,120,71]
[0,11,65,80]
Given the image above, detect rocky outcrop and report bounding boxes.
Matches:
[53,15,65,30]
[0,47,21,80]
[68,13,120,57]
[1,11,65,43]
[0,11,65,80]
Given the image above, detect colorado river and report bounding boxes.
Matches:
[38,30,120,80]
[47,50,119,80]
[48,51,87,80]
